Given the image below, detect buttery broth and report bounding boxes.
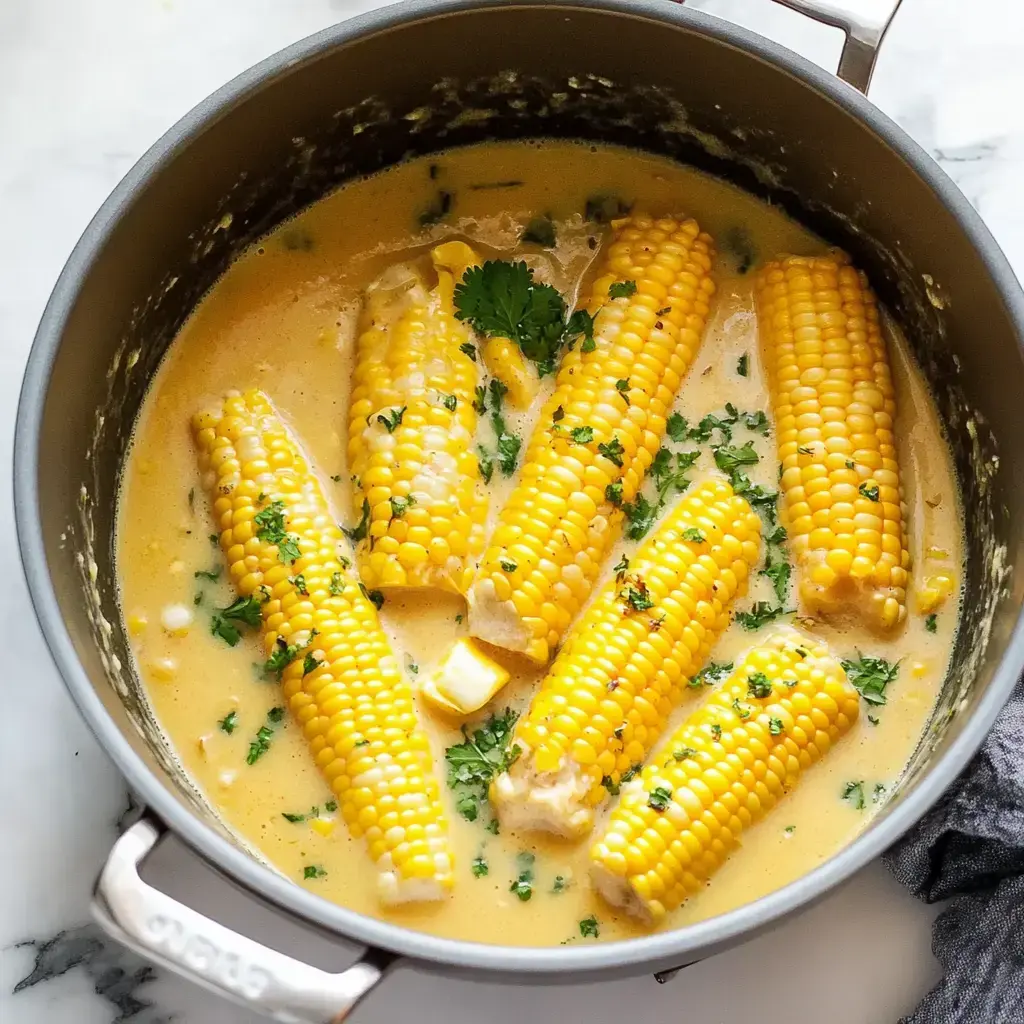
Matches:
[117,141,962,946]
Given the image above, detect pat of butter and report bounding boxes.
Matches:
[420,638,510,717]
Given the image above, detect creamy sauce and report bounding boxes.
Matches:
[117,141,962,946]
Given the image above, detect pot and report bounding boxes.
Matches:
[14,0,1024,1019]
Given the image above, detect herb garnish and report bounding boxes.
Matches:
[254,499,301,564]
[648,786,673,812]
[445,709,521,824]
[842,781,866,810]
[842,654,899,707]
[246,706,286,765]
[609,281,637,300]
[343,498,370,544]
[218,710,238,734]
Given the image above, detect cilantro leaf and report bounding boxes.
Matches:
[454,261,567,376]
[597,438,625,467]
[609,281,637,299]
[376,406,406,433]
[735,601,792,631]
[713,441,759,474]
[666,413,689,442]
[622,494,659,540]
[842,781,866,810]
[342,498,370,544]
[761,553,791,604]
[842,654,899,707]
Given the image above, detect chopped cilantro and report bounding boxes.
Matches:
[460,342,478,362]
[302,652,319,676]
[713,441,759,474]
[873,783,887,803]
[735,601,791,630]
[254,499,301,564]
[194,567,220,582]
[761,553,791,604]
[769,717,784,735]
[552,876,569,893]
[681,527,705,543]
[389,494,416,519]
[495,429,521,476]
[478,446,494,483]
[598,438,625,467]
[622,494,659,540]
[925,614,938,633]
[673,747,698,761]
[342,498,370,544]
[613,554,630,580]
[218,710,238,734]
[302,864,327,880]
[691,662,733,689]
[647,786,672,812]
[859,482,880,502]
[579,916,600,938]
[454,260,570,376]
[329,572,344,596]
[376,406,406,433]
[471,855,489,878]
[605,481,624,506]
[445,709,521,823]
[290,574,308,595]
[737,353,749,377]
[747,672,773,699]
[732,697,751,720]
[499,557,518,573]
[441,393,457,412]
[360,584,384,610]
[473,385,487,414]
[246,707,286,765]
[842,781,866,810]
[570,426,595,445]
[842,654,899,707]
[711,724,723,740]
[621,579,654,613]
[609,281,637,300]
[666,412,689,442]
[615,378,631,405]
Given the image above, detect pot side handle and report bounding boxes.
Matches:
[92,818,394,1024]
[682,0,903,94]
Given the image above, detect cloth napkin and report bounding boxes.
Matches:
[885,676,1024,1022]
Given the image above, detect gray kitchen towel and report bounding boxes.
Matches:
[885,676,1024,1022]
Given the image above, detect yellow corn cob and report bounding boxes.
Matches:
[482,335,539,408]
[590,627,859,923]
[348,241,488,595]
[491,477,760,838]
[754,252,910,630]
[468,215,717,663]
[193,388,454,904]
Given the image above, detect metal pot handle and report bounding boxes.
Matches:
[92,818,394,1023]
[685,0,904,94]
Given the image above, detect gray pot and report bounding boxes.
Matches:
[14,1,1024,1019]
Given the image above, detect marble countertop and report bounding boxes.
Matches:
[3,0,1021,1020]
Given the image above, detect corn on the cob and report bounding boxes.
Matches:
[491,477,760,838]
[193,388,453,904]
[754,252,910,631]
[468,215,717,663]
[348,241,488,595]
[590,627,859,923]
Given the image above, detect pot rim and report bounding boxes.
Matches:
[14,0,1024,975]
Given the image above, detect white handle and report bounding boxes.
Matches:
[92,819,393,1024]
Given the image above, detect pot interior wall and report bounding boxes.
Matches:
[32,3,1024,888]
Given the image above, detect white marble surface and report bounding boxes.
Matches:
[3,0,1022,1020]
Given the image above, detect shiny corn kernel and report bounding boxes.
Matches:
[193,388,453,904]
[469,215,717,664]
[148,656,178,681]
[127,613,148,636]
[590,627,859,923]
